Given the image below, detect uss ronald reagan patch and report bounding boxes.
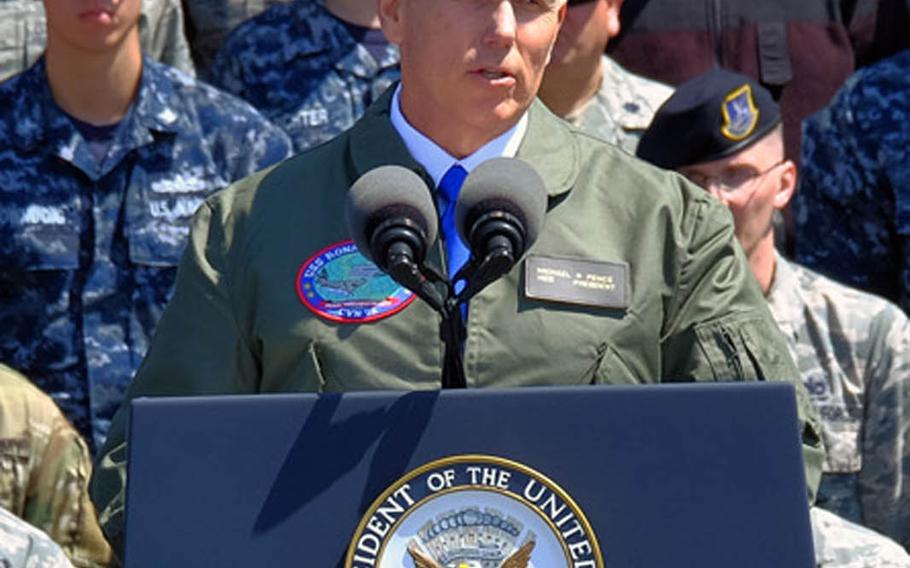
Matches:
[296,240,416,323]
[345,455,603,568]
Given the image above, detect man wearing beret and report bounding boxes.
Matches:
[638,69,910,553]
[92,0,823,556]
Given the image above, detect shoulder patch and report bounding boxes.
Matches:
[721,84,760,141]
[296,240,415,323]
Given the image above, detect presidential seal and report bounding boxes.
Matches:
[296,240,416,323]
[345,455,603,568]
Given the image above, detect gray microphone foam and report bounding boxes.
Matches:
[455,157,547,247]
[345,165,438,262]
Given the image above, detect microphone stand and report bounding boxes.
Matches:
[380,223,521,391]
[382,247,467,389]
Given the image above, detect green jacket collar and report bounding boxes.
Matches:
[349,86,579,198]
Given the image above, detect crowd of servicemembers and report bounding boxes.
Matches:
[0,0,909,565]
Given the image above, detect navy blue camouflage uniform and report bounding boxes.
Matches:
[0,57,292,451]
[208,0,399,152]
[795,49,910,314]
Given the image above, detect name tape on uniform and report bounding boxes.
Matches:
[525,255,630,310]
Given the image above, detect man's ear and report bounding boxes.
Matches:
[378,0,404,44]
[557,0,568,24]
[773,160,797,210]
[606,0,623,39]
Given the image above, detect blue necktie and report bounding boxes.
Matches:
[438,164,470,295]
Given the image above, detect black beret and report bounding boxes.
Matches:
[636,69,781,169]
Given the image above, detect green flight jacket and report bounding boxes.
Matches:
[90,91,824,552]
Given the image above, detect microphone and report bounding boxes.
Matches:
[345,166,445,311]
[454,158,547,301]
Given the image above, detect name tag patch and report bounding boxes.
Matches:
[296,240,415,323]
[525,255,630,309]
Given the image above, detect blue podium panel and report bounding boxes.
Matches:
[125,383,814,567]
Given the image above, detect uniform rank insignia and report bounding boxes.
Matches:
[720,84,760,141]
[345,455,603,568]
[296,240,415,323]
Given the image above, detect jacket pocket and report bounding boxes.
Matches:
[125,168,218,267]
[693,313,787,382]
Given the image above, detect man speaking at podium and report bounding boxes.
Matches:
[91,0,824,555]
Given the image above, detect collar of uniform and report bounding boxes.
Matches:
[131,57,188,136]
[596,55,672,131]
[284,0,399,76]
[516,99,579,198]
[389,84,527,186]
[349,84,578,199]
[766,252,803,332]
[6,58,73,152]
[349,84,427,179]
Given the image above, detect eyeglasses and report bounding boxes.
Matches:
[682,160,787,194]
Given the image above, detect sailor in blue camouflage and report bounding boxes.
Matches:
[181,0,291,79]
[0,57,292,452]
[795,48,910,315]
[0,0,196,81]
[208,0,400,152]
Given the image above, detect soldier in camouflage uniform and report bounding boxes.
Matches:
[209,0,400,152]
[795,48,910,315]
[639,69,910,552]
[0,0,195,81]
[0,0,292,453]
[181,0,291,78]
[539,0,672,154]
[0,507,74,568]
[0,365,110,568]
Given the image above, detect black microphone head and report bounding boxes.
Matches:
[455,157,547,254]
[345,165,438,263]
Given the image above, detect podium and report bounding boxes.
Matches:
[124,383,814,567]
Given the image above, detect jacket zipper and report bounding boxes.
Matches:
[721,329,745,379]
[707,0,724,67]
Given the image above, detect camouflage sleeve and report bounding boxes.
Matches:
[90,182,264,556]
[139,0,196,76]
[811,507,910,567]
[795,80,903,310]
[859,306,910,549]
[0,507,75,568]
[660,180,825,501]
[23,412,112,568]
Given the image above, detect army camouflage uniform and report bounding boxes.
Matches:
[795,49,910,315]
[0,57,292,452]
[209,0,400,152]
[564,55,673,155]
[0,0,195,82]
[182,0,291,79]
[813,507,910,567]
[0,364,110,568]
[766,254,910,548]
[0,506,74,568]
